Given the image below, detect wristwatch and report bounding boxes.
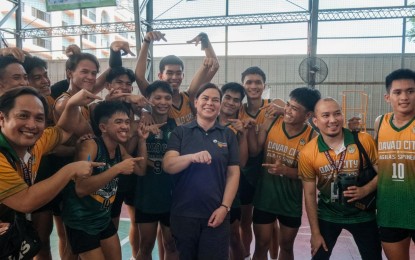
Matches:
[220,204,230,212]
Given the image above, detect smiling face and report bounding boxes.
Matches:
[221,90,242,117]
[149,88,173,116]
[313,99,344,138]
[99,111,130,143]
[68,59,98,92]
[28,66,51,96]
[158,64,183,91]
[242,74,265,100]
[385,78,415,117]
[107,74,133,94]
[195,87,221,121]
[0,94,46,157]
[284,98,310,126]
[0,63,28,93]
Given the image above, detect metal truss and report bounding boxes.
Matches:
[19,5,415,38]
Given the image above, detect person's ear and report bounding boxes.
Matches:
[312,116,318,126]
[305,111,313,120]
[384,93,390,103]
[99,123,107,133]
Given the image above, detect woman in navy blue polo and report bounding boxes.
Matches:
[163,83,240,260]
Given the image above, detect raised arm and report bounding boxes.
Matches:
[187,33,219,101]
[135,31,167,95]
[0,47,30,62]
[55,89,101,144]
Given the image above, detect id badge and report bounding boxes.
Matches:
[330,182,338,202]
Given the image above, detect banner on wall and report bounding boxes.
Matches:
[46,0,116,12]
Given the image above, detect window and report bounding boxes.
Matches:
[82,34,97,43]
[82,9,96,21]
[31,7,51,23]
[33,38,51,50]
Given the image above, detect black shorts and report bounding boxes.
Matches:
[65,221,117,254]
[252,208,301,228]
[135,209,170,227]
[239,174,256,205]
[379,226,415,243]
[111,191,135,218]
[230,207,241,224]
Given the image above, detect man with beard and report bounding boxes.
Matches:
[299,98,381,260]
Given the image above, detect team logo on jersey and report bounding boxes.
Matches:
[348,145,356,154]
[300,138,306,146]
[412,126,415,134]
[213,139,228,148]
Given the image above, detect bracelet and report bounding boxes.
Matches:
[143,38,151,44]
[220,204,230,212]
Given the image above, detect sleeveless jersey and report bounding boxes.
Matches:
[53,92,90,123]
[45,95,55,127]
[298,129,377,224]
[239,99,272,185]
[254,116,314,217]
[61,137,122,235]
[135,118,177,213]
[168,92,195,126]
[53,92,91,146]
[377,113,415,229]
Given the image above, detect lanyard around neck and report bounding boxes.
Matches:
[20,156,34,186]
[323,149,346,180]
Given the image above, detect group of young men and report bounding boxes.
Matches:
[0,29,414,260]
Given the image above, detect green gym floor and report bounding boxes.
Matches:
[48,204,415,260]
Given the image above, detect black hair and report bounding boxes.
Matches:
[241,66,266,83]
[67,53,100,72]
[0,56,24,79]
[289,87,321,112]
[385,69,415,93]
[22,56,47,75]
[195,82,222,101]
[91,100,130,136]
[0,86,48,119]
[159,55,184,73]
[106,67,135,83]
[221,82,245,101]
[144,80,173,98]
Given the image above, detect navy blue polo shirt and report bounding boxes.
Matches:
[166,120,240,218]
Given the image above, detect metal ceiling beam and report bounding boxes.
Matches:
[18,5,415,38]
